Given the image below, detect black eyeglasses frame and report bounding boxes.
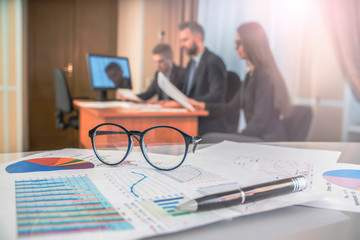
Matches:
[88,123,202,171]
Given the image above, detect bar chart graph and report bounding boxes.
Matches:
[15,175,133,237]
[153,196,191,217]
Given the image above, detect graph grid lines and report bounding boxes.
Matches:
[15,175,133,237]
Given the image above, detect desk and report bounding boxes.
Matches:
[73,100,208,148]
[1,142,359,239]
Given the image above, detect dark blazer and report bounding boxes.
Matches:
[206,68,287,141]
[183,48,227,135]
[137,64,185,101]
[182,48,227,102]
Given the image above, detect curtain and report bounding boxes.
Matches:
[197,0,311,86]
[320,0,360,102]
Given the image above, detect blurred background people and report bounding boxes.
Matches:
[174,21,228,135]
[187,22,292,142]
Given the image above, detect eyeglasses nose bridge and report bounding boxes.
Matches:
[129,130,142,142]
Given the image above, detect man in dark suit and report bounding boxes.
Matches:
[137,43,184,101]
[178,22,227,135]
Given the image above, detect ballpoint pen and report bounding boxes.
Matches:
[176,175,307,212]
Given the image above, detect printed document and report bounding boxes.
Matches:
[157,72,195,111]
[116,89,143,102]
[0,144,325,239]
[197,141,360,212]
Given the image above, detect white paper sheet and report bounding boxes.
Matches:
[196,141,341,165]
[75,101,135,108]
[303,162,360,212]
[0,147,322,239]
[116,89,143,102]
[75,101,187,113]
[157,72,194,111]
[195,141,360,213]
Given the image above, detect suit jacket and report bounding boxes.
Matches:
[206,68,287,141]
[182,48,227,135]
[138,64,185,101]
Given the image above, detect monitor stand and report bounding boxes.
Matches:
[97,90,107,101]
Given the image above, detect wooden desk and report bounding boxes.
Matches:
[73,100,208,148]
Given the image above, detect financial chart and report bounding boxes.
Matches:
[323,169,360,190]
[0,142,344,239]
[7,158,95,173]
[15,175,133,237]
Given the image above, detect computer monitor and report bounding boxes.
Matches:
[87,53,132,101]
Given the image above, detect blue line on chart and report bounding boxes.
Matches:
[158,201,179,206]
[162,205,176,209]
[130,171,147,198]
[153,196,184,203]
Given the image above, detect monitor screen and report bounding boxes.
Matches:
[87,53,132,97]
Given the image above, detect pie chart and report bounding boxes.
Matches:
[323,169,360,190]
[6,157,95,173]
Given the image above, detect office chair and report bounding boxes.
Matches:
[282,105,313,141]
[223,71,241,132]
[226,71,241,102]
[54,68,79,130]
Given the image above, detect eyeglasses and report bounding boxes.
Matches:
[235,39,243,48]
[88,123,202,171]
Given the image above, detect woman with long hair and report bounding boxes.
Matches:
[186,22,292,142]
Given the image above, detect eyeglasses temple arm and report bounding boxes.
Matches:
[89,131,128,137]
[191,136,202,153]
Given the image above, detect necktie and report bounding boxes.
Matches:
[186,60,196,95]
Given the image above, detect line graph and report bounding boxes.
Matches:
[130,171,147,197]
[104,170,185,200]
[233,156,311,179]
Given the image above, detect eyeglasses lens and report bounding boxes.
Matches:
[93,124,129,165]
[142,127,187,170]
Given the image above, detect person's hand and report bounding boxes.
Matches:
[159,100,182,108]
[145,99,158,104]
[188,98,206,110]
[115,89,130,101]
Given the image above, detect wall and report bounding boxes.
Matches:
[0,0,196,153]
[294,14,344,141]
[0,0,25,153]
[117,0,145,93]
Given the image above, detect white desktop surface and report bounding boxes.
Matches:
[1,142,360,240]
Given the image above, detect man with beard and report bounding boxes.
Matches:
[177,21,227,135]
